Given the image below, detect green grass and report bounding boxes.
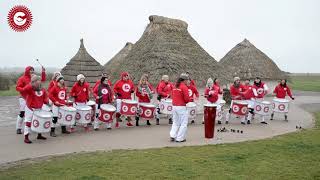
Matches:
[0,85,18,96]
[0,112,320,180]
[289,75,320,92]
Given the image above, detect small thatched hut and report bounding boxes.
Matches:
[61,39,103,88]
[104,42,133,74]
[104,15,232,85]
[219,39,286,80]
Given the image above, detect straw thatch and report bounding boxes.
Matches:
[104,42,133,73]
[220,39,286,80]
[61,39,103,88]
[104,15,232,86]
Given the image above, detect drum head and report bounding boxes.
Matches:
[233,100,248,105]
[87,100,96,106]
[186,102,197,108]
[273,98,289,103]
[61,106,77,112]
[100,104,116,111]
[75,105,92,111]
[204,103,217,107]
[122,100,138,104]
[139,103,156,108]
[262,101,271,105]
[220,100,226,104]
[34,110,53,118]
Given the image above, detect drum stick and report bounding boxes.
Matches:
[36,59,44,68]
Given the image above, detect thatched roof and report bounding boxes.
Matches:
[104,42,133,71]
[104,15,232,85]
[219,39,286,80]
[61,39,103,88]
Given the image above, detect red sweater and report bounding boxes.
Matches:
[16,66,46,99]
[136,84,154,103]
[172,83,190,106]
[22,84,48,109]
[230,84,245,100]
[49,85,67,106]
[157,81,173,99]
[273,84,293,99]
[187,84,199,102]
[70,82,90,103]
[213,83,223,94]
[204,86,219,103]
[252,82,267,99]
[113,79,134,100]
[93,84,114,104]
[242,85,255,100]
[48,80,57,93]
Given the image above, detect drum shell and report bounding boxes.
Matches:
[75,105,92,124]
[31,110,53,133]
[255,101,272,116]
[186,102,197,119]
[99,104,116,123]
[159,99,173,115]
[120,100,138,116]
[204,104,217,138]
[58,106,77,126]
[139,103,156,119]
[231,100,248,116]
[272,98,289,113]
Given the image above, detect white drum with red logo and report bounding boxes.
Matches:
[272,98,289,113]
[254,100,271,116]
[86,100,96,120]
[31,110,53,133]
[58,106,77,126]
[139,103,156,119]
[231,100,248,116]
[75,105,92,124]
[120,100,138,116]
[186,102,197,119]
[99,104,116,123]
[160,99,173,115]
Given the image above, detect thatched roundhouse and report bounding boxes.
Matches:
[105,15,232,85]
[220,39,286,80]
[61,39,103,88]
[104,42,133,74]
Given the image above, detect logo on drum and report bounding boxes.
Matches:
[190,109,196,116]
[43,121,50,129]
[232,105,240,113]
[130,106,137,113]
[167,106,172,111]
[65,114,73,121]
[75,113,81,120]
[101,88,108,95]
[255,105,262,111]
[217,111,222,117]
[85,113,91,120]
[278,104,285,111]
[272,103,275,109]
[160,104,165,110]
[122,84,131,92]
[241,107,248,114]
[257,88,264,95]
[145,109,152,117]
[122,105,128,112]
[58,112,62,119]
[264,107,270,113]
[103,113,111,121]
[58,91,66,100]
[33,119,39,128]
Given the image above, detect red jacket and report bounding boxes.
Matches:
[22,84,48,109]
[48,80,57,93]
[273,84,293,99]
[16,66,46,99]
[49,85,67,106]
[93,79,112,90]
[242,85,255,100]
[230,84,245,100]
[113,80,134,100]
[136,84,154,103]
[204,86,219,103]
[242,84,251,92]
[187,84,199,102]
[157,81,173,99]
[213,83,223,95]
[252,82,268,99]
[172,83,190,106]
[70,82,90,103]
[93,84,114,104]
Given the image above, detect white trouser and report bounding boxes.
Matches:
[24,106,41,135]
[16,98,26,130]
[51,104,59,128]
[170,106,188,141]
[93,104,112,129]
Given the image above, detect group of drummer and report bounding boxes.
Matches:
[14,65,294,144]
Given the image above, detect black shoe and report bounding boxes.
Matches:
[191,120,195,124]
[135,117,139,126]
[270,113,274,120]
[202,121,204,124]
[241,122,246,125]
[16,129,22,134]
[61,126,70,134]
[218,120,221,124]
[94,128,99,131]
[107,127,112,130]
[247,120,251,124]
[261,121,268,124]
[169,118,173,124]
[156,118,160,125]
[146,120,151,126]
[175,139,186,143]
[225,121,229,124]
[37,134,47,140]
[170,137,175,142]
[50,131,57,137]
[285,115,288,121]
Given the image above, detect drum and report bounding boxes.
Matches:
[66,100,74,107]
[255,100,271,116]
[139,103,156,119]
[31,110,53,133]
[272,98,289,113]
[231,100,248,116]
[41,104,51,112]
[160,99,173,115]
[120,100,138,116]
[186,102,197,119]
[99,104,116,123]
[58,106,77,126]
[219,100,226,107]
[204,103,217,138]
[86,100,96,120]
[75,105,92,124]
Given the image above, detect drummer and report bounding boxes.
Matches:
[156,75,174,125]
[48,71,61,92]
[271,79,295,121]
[186,77,199,124]
[170,73,191,142]
[203,78,219,124]
[252,77,269,124]
[135,74,155,126]
[93,72,112,90]
[93,76,114,130]
[113,72,135,128]
[20,75,49,144]
[241,80,255,124]
[225,77,246,124]
[70,74,91,132]
[49,75,70,136]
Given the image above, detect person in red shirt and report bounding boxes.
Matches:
[252,77,269,124]
[70,74,91,131]
[271,79,295,121]
[186,77,199,124]
[203,78,221,124]
[186,72,197,88]
[241,80,255,124]
[49,75,70,136]
[21,75,49,144]
[15,66,46,134]
[93,76,114,130]
[135,75,155,126]
[48,71,61,93]
[93,72,113,90]
[156,75,174,125]
[242,79,251,92]
[113,72,135,128]
[170,73,191,143]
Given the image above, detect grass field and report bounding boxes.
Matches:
[0,112,319,179]
[0,85,18,96]
[289,75,320,92]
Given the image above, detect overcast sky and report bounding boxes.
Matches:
[0,0,319,73]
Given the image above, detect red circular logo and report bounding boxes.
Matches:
[43,121,50,129]
[7,5,33,32]
[33,119,39,128]
[167,106,172,111]
[264,107,270,113]
[190,109,196,116]
[58,112,62,119]
[255,105,262,111]
[65,114,73,121]
[160,104,165,110]
[278,104,285,111]
[85,113,91,120]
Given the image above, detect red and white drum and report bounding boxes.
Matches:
[120,100,138,116]
[58,106,77,126]
[75,105,92,124]
[255,100,271,116]
[139,103,156,119]
[31,110,52,133]
[99,104,116,123]
[186,102,197,119]
[160,99,173,115]
[272,98,289,113]
[231,100,248,116]
[86,100,96,120]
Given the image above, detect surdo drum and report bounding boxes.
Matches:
[86,100,96,120]
[99,104,116,123]
[254,100,272,116]
[120,100,138,116]
[186,102,197,119]
[160,99,173,115]
[139,103,156,119]
[58,106,77,126]
[231,100,248,116]
[272,98,289,113]
[31,110,53,133]
[75,105,92,124]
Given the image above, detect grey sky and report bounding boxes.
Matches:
[0,0,319,73]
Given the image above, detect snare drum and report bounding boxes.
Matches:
[120,100,138,116]
[231,100,248,116]
[31,110,53,133]
[255,100,271,116]
[272,98,289,113]
[186,102,197,119]
[58,106,77,126]
[139,103,156,119]
[160,99,173,115]
[99,104,116,123]
[75,105,92,124]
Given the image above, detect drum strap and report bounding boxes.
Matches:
[138,84,153,100]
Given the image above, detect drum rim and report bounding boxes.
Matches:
[100,104,117,111]
[122,100,138,104]
[139,103,156,108]
[75,105,92,111]
[60,106,77,111]
[204,103,218,107]
[273,98,289,103]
